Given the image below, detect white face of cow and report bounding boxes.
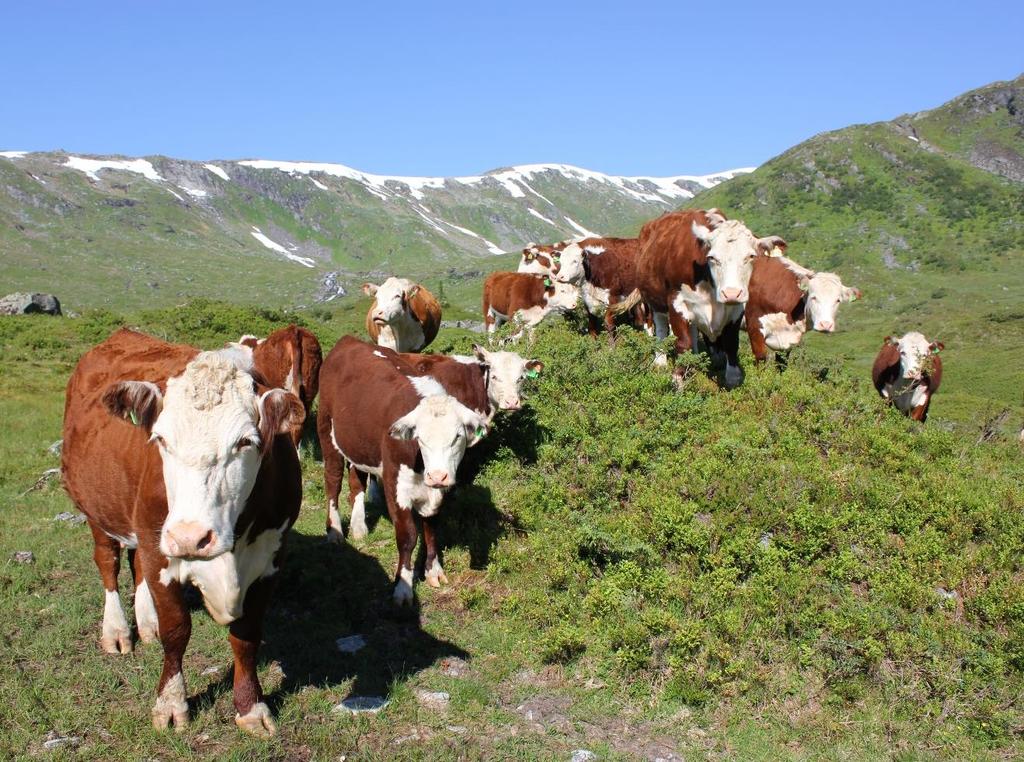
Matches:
[802,272,860,333]
[893,332,941,380]
[103,351,303,561]
[389,395,487,488]
[472,344,543,411]
[546,281,579,312]
[691,219,783,304]
[364,277,417,326]
[552,242,585,284]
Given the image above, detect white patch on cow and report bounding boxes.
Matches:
[518,255,551,275]
[887,380,930,414]
[159,521,288,626]
[349,491,368,539]
[803,271,857,333]
[394,565,415,604]
[672,284,744,341]
[470,347,536,413]
[582,282,612,316]
[584,245,606,255]
[327,499,344,542]
[368,277,428,352]
[372,350,387,358]
[103,530,138,549]
[102,589,131,653]
[151,671,188,730]
[895,332,933,379]
[653,352,670,367]
[553,243,585,284]
[134,579,160,643]
[408,375,447,398]
[390,396,485,488]
[759,312,808,352]
[691,219,773,303]
[395,464,446,517]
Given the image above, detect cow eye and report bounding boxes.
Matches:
[235,437,255,452]
[150,434,167,449]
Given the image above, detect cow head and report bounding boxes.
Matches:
[799,272,861,333]
[692,218,785,304]
[389,395,487,488]
[102,351,304,561]
[887,332,943,379]
[552,242,586,284]
[472,344,543,411]
[363,277,419,326]
[543,279,579,312]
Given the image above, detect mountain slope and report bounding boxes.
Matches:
[0,151,749,311]
[687,74,1024,429]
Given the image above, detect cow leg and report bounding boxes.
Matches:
[88,523,132,655]
[651,310,671,367]
[667,303,694,355]
[587,312,601,339]
[129,547,159,644]
[422,516,448,588]
[746,311,770,364]
[383,467,418,605]
[320,415,346,544]
[775,351,790,371]
[229,579,277,737]
[716,318,744,389]
[347,465,370,540]
[910,401,929,422]
[142,555,191,732]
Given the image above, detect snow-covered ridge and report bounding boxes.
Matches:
[63,157,164,182]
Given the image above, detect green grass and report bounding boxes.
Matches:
[1,304,1022,759]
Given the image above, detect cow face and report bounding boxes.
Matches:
[552,242,585,284]
[890,332,943,379]
[389,395,487,488]
[364,277,418,326]
[472,344,543,411]
[545,281,579,312]
[801,272,861,333]
[691,219,784,304]
[103,352,303,560]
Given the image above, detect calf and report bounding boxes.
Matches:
[328,345,542,543]
[635,209,784,386]
[317,336,488,603]
[62,329,304,736]
[518,241,570,276]
[482,272,578,340]
[363,277,442,352]
[745,255,861,362]
[872,332,944,421]
[239,324,323,446]
[568,236,652,337]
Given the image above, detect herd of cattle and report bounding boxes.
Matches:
[58,208,944,736]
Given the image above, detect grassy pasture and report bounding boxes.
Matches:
[1,303,1022,760]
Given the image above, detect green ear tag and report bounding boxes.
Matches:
[129,410,139,426]
[544,278,552,287]
[525,369,540,379]
[931,347,940,355]
[475,426,486,439]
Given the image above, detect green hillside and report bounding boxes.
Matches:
[687,75,1024,432]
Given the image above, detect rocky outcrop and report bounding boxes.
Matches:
[0,292,62,315]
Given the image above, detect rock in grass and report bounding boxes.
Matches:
[54,512,87,525]
[332,696,389,715]
[42,732,80,749]
[12,551,35,564]
[571,751,597,762]
[0,292,62,316]
[335,634,366,654]
[48,439,63,456]
[413,689,450,711]
[438,656,469,677]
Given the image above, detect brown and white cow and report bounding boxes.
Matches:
[317,336,488,603]
[482,272,578,341]
[635,209,784,387]
[562,236,652,337]
[327,344,542,543]
[239,324,323,446]
[363,277,442,352]
[518,240,570,276]
[62,329,304,736]
[872,332,944,422]
[745,255,861,362]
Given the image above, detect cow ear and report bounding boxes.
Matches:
[103,381,163,432]
[389,411,417,441]
[691,222,713,244]
[472,343,490,363]
[884,335,897,346]
[525,359,543,378]
[797,276,810,293]
[844,287,861,303]
[362,282,379,296]
[705,208,727,227]
[258,389,305,451]
[406,284,420,299]
[522,249,535,261]
[757,236,787,256]
[930,341,944,354]
[238,334,260,349]
[454,402,488,443]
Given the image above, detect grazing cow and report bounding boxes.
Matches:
[745,255,861,363]
[239,325,323,446]
[568,236,652,337]
[61,329,304,736]
[635,209,785,386]
[317,336,488,603]
[363,277,442,352]
[518,241,570,276]
[872,332,944,421]
[482,272,578,340]
[328,344,542,542]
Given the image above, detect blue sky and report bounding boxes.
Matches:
[1,1,1021,176]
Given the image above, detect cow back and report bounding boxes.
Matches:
[402,353,490,417]
[483,272,548,316]
[748,256,805,321]
[636,210,718,312]
[408,285,442,349]
[580,237,641,294]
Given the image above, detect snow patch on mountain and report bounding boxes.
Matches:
[64,157,164,182]
[528,208,558,226]
[204,163,230,181]
[1,151,28,159]
[250,227,315,268]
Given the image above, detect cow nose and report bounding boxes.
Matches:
[817,321,834,332]
[424,470,451,488]
[500,398,522,410]
[164,522,218,558]
[720,287,745,302]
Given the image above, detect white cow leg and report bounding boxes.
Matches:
[101,589,132,654]
[152,672,189,731]
[134,579,160,644]
[393,565,415,605]
[349,491,368,540]
[652,311,670,339]
[236,701,277,737]
[326,499,344,544]
[425,558,449,588]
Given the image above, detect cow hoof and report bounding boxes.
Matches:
[152,705,189,732]
[137,626,159,645]
[325,527,346,545]
[101,629,133,655]
[652,352,669,368]
[393,582,414,606]
[349,521,369,541]
[235,702,277,737]
[425,562,449,588]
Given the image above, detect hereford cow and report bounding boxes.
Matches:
[872,332,944,421]
[327,344,542,543]
[239,325,323,446]
[317,336,488,603]
[482,272,578,340]
[62,329,304,736]
[363,277,442,352]
[567,236,652,337]
[635,209,785,387]
[518,241,570,276]
[745,255,861,363]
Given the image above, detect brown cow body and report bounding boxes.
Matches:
[363,277,442,352]
[241,325,323,446]
[575,236,651,337]
[317,337,487,602]
[872,332,944,422]
[482,272,578,340]
[62,329,303,736]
